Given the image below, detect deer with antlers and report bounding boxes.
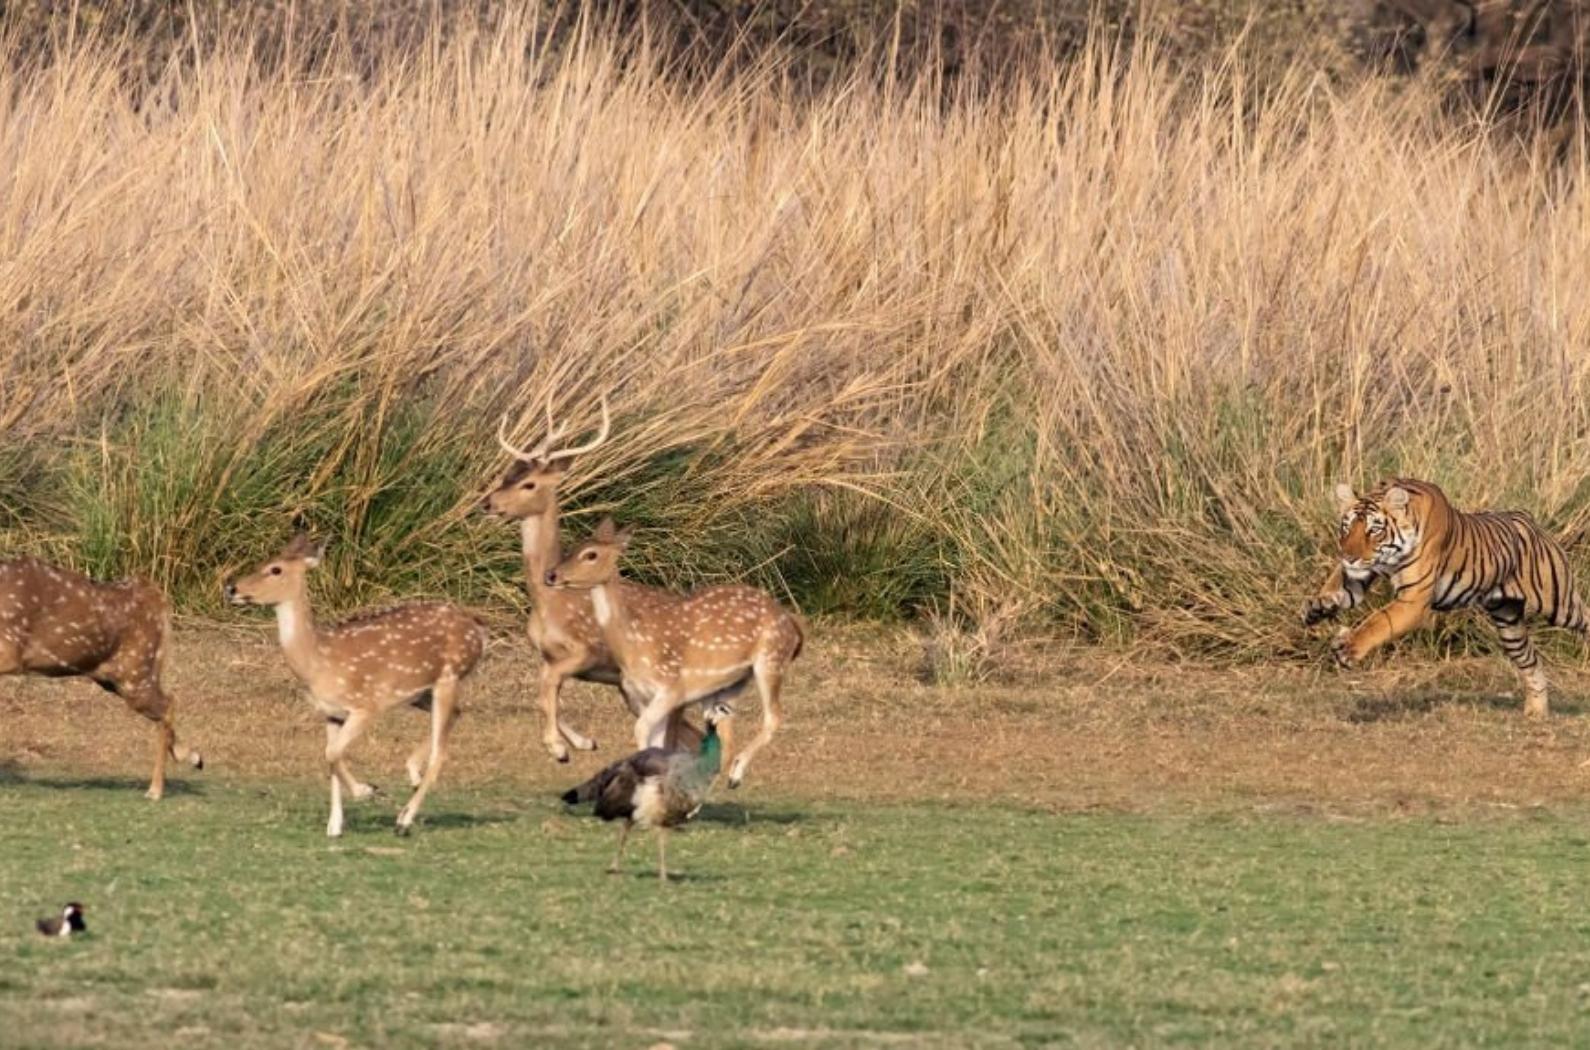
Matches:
[545,517,802,789]
[482,396,704,763]
[0,558,203,799]
[224,534,487,837]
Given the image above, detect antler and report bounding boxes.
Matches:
[542,395,610,462]
[496,394,568,463]
[496,394,609,463]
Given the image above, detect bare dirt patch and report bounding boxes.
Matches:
[7,623,1590,814]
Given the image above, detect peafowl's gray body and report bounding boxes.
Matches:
[561,716,723,880]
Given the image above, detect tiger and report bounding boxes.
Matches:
[1302,477,1590,717]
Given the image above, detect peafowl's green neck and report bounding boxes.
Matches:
[695,724,722,778]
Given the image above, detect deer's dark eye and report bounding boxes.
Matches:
[583,550,597,561]
[269,566,283,576]
[522,482,537,491]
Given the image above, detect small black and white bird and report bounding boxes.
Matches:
[35,903,86,938]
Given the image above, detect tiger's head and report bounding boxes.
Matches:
[1333,482,1421,575]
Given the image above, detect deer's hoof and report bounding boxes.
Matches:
[145,787,164,802]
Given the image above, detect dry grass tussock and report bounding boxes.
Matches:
[1,9,1589,661]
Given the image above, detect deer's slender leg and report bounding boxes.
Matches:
[324,708,375,838]
[633,691,685,750]
[405,741,428,787]
[397,674,458,834]
[115,681,188,801]
[634,677,698,750]
[326,720,375,800]
[538,654,590,762]
[147,717,170,801]
[609,821,632,874]
[727,656,785,789]
[619,680,645,717]
[656,828,669,883]
[558,713,596,753]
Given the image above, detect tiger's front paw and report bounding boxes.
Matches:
[1302,595,1342,627]
[1330,628,1360,669]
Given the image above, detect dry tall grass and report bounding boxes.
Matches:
[1,10,1587,660]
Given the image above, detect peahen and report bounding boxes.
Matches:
[560,707,726,881]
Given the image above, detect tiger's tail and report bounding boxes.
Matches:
[1558,589,1590,640]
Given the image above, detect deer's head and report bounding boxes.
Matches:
[482,395,610,519]
[544,517,632,590]
[224,533,324,607]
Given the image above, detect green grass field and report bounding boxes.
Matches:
[6,774,1590,1048]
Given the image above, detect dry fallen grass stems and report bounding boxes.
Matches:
[0,10,1588,661]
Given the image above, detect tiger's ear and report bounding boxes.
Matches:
[1333,483,1356,511]
[1383,486,1411,510]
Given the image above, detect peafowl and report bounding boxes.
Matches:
[560,707,726,881]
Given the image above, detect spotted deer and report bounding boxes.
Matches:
[0,558,203,799]
[545,517,802,789]
[224,534,487,837]
[482,396,702,762]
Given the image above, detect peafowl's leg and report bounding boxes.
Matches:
[656,828,669,883]
[609,822,632,874]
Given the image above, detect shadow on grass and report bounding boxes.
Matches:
[1345,690,1585,723]
[613,869,727,884]
[694,802,807,826]
[407,810,521,832]
[0,762,205,796]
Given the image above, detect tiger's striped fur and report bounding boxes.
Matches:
[1302,478,1590,717]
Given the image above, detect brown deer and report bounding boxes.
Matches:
[481,396,701,762]
[545,517,802,789]
[224,534,486,837]
[0,558,203,799]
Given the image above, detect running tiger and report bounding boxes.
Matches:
[1302,478,1590,717]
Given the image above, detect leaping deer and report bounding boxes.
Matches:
[224,534,487,837]
[0,557,203,799]
[545,517,802,789]
[481,396,702,762]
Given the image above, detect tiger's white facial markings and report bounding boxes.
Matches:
[1339,498,1419,575]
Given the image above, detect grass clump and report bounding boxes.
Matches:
[2,8,1590,659]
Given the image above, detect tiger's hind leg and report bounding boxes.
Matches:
[1486,601,1550,718]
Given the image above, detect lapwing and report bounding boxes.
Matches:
[35,903,86,938]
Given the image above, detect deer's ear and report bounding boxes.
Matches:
[612,525,634,550]
[285,531,325,566]
[592,516,617,543]
[1334,483,1356,512]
